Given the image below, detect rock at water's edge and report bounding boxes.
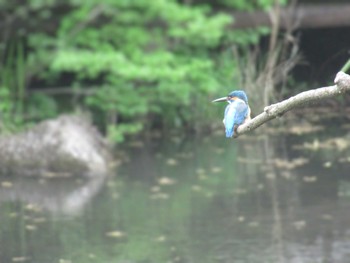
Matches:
[0,115,111,177]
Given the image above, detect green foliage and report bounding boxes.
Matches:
[219,0,287,11]
[26,93,58,120]
[0,0,287,141]
[107,123,143,143]
[0,43,26,133]
[0,41,60,132]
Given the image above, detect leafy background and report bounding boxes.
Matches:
[0,0,286,141]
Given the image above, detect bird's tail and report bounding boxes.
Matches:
[224,104,236,138]
[225,128,234,138]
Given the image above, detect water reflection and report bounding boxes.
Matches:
[1,130,350,263]
[0,174,107,217]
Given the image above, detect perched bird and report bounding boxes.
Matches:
[212,90,251,138]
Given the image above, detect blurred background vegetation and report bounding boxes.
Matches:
[1,0,346,143]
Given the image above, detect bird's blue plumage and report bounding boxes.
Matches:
[224,99,249,137]
[213,90,250,138]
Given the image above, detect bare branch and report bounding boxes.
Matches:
[230,4,350,29]
[235,72,350,137]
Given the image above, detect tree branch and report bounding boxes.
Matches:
[230,4,350,29]
[235,72,350,137]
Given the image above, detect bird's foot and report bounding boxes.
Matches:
[233,125,239,138]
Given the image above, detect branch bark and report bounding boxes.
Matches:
[235,72,350,137]
[230,4,350,29]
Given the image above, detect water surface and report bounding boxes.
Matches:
[1,126,350,263]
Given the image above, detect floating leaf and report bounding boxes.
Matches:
[303,176,317,183]
[166,158,178,166]
[158,177,176,185]
[257,184,264,190]
[25,225,37,231]
[25,203,41,212]
[323,162,332,168]
[294,137,350,152]
[1,181,13,188]
[191,185,202,192]
[214,148,224,154]
[234,188,247,195]
[155,235,166,242]
[237,157,262,164]
[195,168,206,174]
[288,124,323,135]
[293,220,306,230]
[280,171,293,179]
[211,167,222,173]
[33,217,47,223]
[248,221,260,227]
[12,257,29,262]
[150,193,169,199]
[198,174,208,180]
[274,157,309,170]
[265,173,276,179]
[105,231,126,238]
[151,186,161,192]
[237,216,245,222]
[321,214,333,221]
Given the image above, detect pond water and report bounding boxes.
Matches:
[1,122,350,263]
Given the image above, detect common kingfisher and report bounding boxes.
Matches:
[212,90,251,138]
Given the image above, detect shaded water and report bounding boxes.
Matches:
[1,126,350,263]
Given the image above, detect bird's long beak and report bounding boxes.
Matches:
[212,96,227,103]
